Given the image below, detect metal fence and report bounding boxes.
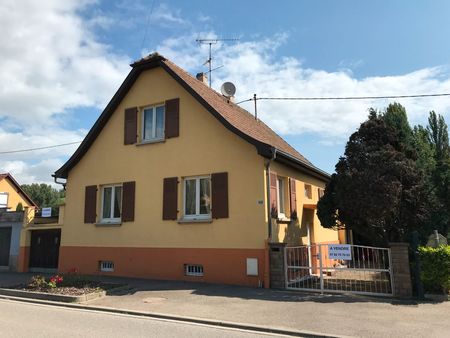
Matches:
[285,244,393,296]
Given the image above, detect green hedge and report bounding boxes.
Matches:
[418,245,450,294]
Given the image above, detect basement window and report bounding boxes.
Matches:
[185,264,204,277]
[100,261,115,272]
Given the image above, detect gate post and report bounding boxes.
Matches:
[389,242,413,298]
[269,242,287,289]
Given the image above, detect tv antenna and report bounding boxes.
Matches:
[195,38,239,87]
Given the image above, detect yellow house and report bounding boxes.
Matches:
[42,53,342,286]
[0,173,36,270]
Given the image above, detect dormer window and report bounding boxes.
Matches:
[142,104,165,141]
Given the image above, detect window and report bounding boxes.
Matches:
[185,264,204,276]
[318,188,325,199]
[0,192,8,208]
[101,185,122,222]
[100,261,114,272]
[305,184,312,199]
[142,104,165,141]
[276,178,285,217]
[183,176,211,219]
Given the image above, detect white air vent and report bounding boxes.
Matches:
[100,261,114,272]
[185,264,203,276]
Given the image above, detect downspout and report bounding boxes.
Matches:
[265,148,277,239]
[264,148,277,289]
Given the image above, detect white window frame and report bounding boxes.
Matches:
[183,176,211,220]
[100,185,122,223]
[276,178,286,218]
[0,192,8,208]
[305,184,312,199]
[142,104,165,142]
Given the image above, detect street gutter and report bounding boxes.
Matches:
[0,294,348,338]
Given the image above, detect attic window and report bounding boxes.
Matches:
[143,105,165,141]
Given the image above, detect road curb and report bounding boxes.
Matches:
[0,294,343,338]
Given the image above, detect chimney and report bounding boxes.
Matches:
[196,72,208,85]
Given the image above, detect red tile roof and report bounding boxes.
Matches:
[161,58,311,164]
[55,53,329,180]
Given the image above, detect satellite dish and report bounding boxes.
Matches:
[221,82,236,97]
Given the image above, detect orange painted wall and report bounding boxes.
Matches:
[17,246,30,272]
[59,247,266,287]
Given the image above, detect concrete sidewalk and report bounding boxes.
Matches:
[2,272,449,337]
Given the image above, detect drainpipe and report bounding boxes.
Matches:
[265,148,277,239]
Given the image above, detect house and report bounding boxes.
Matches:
[20,53,343,286]
[0,173,37,271]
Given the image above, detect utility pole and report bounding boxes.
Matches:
[253,93,258,120]
[195,38,239,87]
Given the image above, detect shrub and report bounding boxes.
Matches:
[28,275,48,289]
[418,245,450,294]
[27,275,63,290]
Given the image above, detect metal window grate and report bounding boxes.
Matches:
[100,261,114,272]
[185,264,204,276]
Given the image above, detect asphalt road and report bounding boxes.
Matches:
[0,299,289,338]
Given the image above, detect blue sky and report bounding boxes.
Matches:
[1,1,450,184]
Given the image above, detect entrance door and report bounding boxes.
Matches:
[29,229,61,269]
[0,227,12,266]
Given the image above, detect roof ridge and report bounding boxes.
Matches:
[162,59,311,165]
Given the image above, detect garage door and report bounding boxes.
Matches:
[0,227,12,266]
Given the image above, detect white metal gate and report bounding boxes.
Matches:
[285,244,393,296]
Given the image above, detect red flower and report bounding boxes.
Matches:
[50,277,55,283]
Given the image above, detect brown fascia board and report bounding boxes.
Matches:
[2,173,38,207]
[274,150,331,182]
[54,59,161,179]
[54,54,328,181]
[54,56,273,179]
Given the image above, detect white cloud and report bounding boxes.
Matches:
[156,33,450,143]
[0,0,130,184]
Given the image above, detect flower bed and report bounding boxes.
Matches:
[14,274,120,296]
[0,273,127,303]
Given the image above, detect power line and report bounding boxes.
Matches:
[236,92,450,105]
[0,141,82,155]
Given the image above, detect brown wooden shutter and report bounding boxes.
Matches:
[289,178,297,219]
[211,172,229,219]
[269,172,278,218]
[318,188,325,199]
[124,107,138,145]
[84,185,97,223]
[163,177,178,220]
[122,181,135,222]
[165,98,179,138]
